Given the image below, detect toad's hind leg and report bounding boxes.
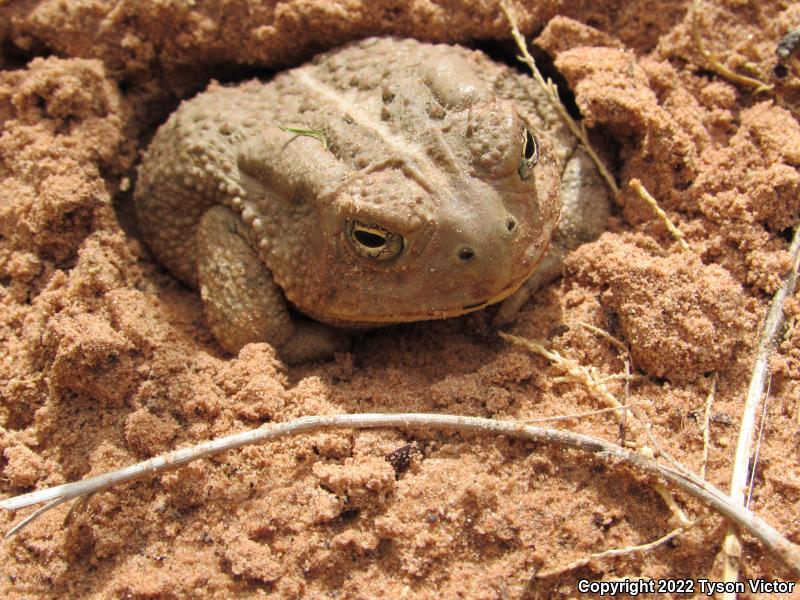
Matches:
[494,148,611,325]
[196,205,349,362]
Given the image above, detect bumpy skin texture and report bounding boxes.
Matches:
[135,37,608,360]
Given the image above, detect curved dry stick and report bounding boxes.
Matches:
[1,413,799,576]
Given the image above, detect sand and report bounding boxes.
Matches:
[1,0,799,597]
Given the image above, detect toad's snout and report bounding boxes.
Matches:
[452,211,519,265]
[433,208,532,307]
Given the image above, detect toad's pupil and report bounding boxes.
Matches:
[354,229,386,248]
[524,129,537,161]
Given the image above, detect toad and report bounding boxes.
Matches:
[134,37,609,362]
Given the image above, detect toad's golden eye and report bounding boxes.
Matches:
[518,125,539,180]
[345,220,405,260]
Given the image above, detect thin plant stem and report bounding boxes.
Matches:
[691,0,773,94]
[500,0,620,201]
[722,225,800,588]
[1,412,799,576]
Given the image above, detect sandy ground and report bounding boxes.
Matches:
[1,0,799,598]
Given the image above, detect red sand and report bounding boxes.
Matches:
[1,1,799,597]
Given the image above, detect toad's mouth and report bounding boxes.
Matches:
[321,269,531,324]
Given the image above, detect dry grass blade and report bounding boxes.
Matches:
[536,525,690,578]
[629,178,690,251]
[722,225,800,588]
[500,330,700,533]
[1,412,799,576]
[691,0,773,94]
[701,373,718,480]
[3,497,69,538]
[746,376,772,509]
[577,322,630,355]
[499,0,620,201]
[499,331,689,475]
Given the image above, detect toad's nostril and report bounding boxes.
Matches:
[458,247,475,261]
[506,218,516,232]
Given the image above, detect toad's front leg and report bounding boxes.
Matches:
[196,205,349,362]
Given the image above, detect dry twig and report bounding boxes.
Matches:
[1,412,799,576]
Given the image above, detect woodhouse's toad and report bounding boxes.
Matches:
[134,37,609,361]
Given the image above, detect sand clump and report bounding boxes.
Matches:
[1,0,800,598]
[566,233,754,382]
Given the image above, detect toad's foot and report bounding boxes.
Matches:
[494,147,611,325]
[196,205,349,362]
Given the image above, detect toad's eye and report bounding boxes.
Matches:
[345,220,405,260]
[518,125,539,180]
